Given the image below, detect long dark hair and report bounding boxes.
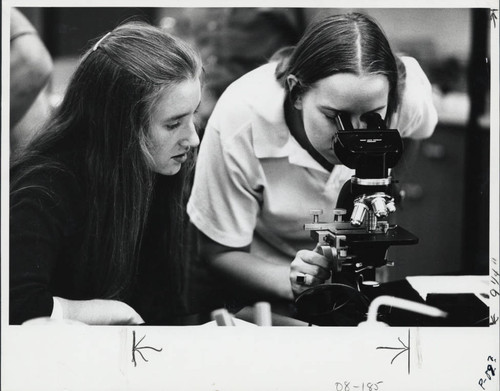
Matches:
[10,21,202,300]
[275,13,405,125]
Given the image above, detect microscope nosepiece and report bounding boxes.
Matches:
[351,201,369,226]
[371,196,388,218]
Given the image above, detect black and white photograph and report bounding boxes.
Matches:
[1,1,499,390]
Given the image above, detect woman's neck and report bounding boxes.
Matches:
[283,97,334,172]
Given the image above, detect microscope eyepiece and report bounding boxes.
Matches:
[360,112,385,130]
[333,112,353,131]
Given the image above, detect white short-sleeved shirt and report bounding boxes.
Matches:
[187,57,437,262]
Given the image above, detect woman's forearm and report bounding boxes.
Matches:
[55,297,144,325]
[209,251,294,301]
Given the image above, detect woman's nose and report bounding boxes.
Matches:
[351,116,366,129]
[182,122,200,148]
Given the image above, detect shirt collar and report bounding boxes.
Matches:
[249,63,328,173]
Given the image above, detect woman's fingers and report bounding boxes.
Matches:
[295,249,332,278]
[294,272,323,287]
[290,248,333,297]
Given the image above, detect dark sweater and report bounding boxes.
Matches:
[9,160,185,325]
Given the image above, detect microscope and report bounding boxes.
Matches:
[295,112,419,325]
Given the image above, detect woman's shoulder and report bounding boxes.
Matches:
[228,62,279,89]
[216,63,281,109]
[399,56,432,87]
[208,62,285,136]
[395,56,437,139]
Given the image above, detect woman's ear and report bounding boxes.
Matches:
[286,75,303,110]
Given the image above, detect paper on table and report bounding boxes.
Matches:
[406,275,490,306]
[201,318,257,327]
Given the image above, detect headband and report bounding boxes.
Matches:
[92,32,111,52]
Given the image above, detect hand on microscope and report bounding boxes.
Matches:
[289,244,332,297]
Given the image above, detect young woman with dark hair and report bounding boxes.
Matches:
[10,21,202,325]
[187,13,438,304]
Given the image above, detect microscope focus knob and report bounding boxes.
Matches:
[309,209,324,223]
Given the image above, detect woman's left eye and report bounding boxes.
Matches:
[165,121,181,130]
[324,112,339,122]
